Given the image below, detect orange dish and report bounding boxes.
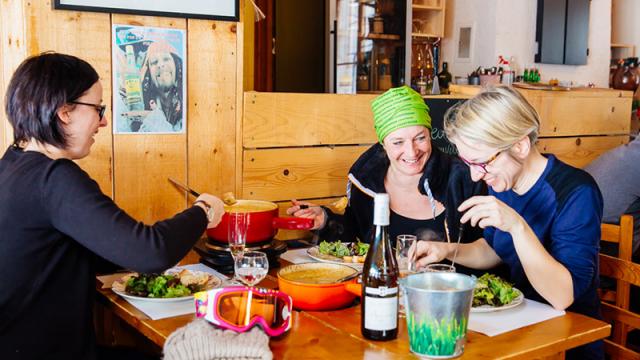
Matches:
[277,263,361,311]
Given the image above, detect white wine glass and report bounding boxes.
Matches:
[234,251,268,287]
[227,212,248,259]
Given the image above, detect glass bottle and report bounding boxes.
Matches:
[124,45,144,111]
[438,61,452,94]
[361,193,399,341]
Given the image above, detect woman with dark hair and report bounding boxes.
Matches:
[0,52,224,359]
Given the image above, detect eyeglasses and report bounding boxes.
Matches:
[458,150,503,174]
[70,101,106,119]
[195,286,293,337]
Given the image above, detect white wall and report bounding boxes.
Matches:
[442,0,611,87]
[612,0,640,57]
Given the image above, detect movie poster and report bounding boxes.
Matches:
[112,25,186,134]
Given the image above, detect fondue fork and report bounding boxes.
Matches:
[168,177,200,197]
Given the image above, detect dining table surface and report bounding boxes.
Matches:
[96,255,611,359]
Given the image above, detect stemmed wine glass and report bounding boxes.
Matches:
[234,251,269,286]
[228,212,248,259]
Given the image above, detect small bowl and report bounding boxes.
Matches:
[278,263,360,311]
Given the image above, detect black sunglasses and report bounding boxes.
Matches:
[70,101,106,119]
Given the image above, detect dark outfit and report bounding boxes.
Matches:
[0,146,207,360]
[484,155,604,360]
[319,143,485,252]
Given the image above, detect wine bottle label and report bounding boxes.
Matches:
[365,286,398,296]
[364,296,398,331]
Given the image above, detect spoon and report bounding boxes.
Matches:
[336,271,361,283]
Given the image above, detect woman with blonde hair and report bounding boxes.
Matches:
[413,86,603,359]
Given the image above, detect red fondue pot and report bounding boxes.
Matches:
[206,199,313,244]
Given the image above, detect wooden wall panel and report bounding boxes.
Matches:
[187,20,238,200]
[25,2,114,196]
[243,92,378,148]
[242,145,368,201]
[536,135,629,168]
[0,0,27,152]
[534,95,631,137]
[112,15,187,221]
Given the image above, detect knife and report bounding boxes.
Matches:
[168,177,200,197]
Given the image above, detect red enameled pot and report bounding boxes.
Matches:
[206,199,313,244]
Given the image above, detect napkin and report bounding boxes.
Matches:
[468,299,565,337]
[279,248,314,264]
[98,263,228,320]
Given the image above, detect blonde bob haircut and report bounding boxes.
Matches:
[444,86,540,150]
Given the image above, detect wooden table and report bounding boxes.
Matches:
[96,265,611,359]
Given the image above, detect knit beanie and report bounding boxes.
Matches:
[371,85,431,143]
[163,319,273,360]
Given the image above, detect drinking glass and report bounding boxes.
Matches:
[397,234,417,315]
[396,234,417,278]
[227,212,248,259]
[234,251,269,286]
[425,263,456,273]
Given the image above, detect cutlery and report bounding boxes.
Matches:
[336,271,361,283]
[450,223,465,268]
[168,177,200,197]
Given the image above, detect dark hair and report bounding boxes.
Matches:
[4,52,99,148]
[141,53,183,128]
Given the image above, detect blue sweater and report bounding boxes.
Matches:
[484,155,603,359]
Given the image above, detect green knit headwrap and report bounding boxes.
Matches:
[371,85,431,143]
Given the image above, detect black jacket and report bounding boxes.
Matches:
[319,143,486,246]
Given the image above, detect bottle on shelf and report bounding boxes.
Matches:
[379,57,392,91]
[124,45,144,112]
[437,61,452,94]
[361,193,399,341]
[357,55,370,92]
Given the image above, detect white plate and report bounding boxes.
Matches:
[306,245,365,268]
[111,268,221,303]
[112,288,196,303]
[471,289,524,313]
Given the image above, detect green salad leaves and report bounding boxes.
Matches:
[473,273,521,307]
[318,240,369,257]
[125,274,193,298]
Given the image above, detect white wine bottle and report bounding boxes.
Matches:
[361,193,399,341]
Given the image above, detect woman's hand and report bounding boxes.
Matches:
[458,195,526,233]
[286,199,326,230]
[411,241,454,270]
[194,194,225,228]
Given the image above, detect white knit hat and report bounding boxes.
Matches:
[163,319,273,360]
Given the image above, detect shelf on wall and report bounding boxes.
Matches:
[412,4,443,10]
[611,43,635,49]
[411,33,440,39]
[360,33,401,41]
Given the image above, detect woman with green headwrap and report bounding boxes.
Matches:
[288,86,485,256]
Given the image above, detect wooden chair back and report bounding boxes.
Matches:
[599,215,639,359]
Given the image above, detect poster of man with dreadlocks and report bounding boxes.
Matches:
[112,25,186,133]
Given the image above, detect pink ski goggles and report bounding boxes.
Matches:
[194,286,293,336]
